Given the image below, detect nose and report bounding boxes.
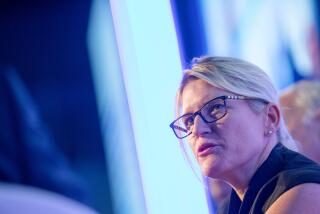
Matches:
[192,115,211,137]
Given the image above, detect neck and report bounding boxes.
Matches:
[226,137,278,200]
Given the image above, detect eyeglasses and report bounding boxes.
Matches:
[169,95,268,139]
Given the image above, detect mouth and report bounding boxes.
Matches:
[197,143,218,158]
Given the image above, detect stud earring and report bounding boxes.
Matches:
[265,130,273,136]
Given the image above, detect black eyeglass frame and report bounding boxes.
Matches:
[169,95,268,139]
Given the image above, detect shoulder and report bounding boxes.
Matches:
[266,183,320,214]
[260,157,320,212]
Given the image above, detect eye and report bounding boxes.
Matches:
[206,103,225,119]
[182,115,194,130]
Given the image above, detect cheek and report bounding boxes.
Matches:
[214,115,242,140]
[219,115,262,153]
[186,136,197,154]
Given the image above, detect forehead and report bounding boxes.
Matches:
[181,79,230,113]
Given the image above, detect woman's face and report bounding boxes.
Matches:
[181,79,266,179]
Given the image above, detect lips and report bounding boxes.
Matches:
[197,143,217,157]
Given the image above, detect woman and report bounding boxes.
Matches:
[169,57,320,213]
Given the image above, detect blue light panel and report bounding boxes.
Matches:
[109,0,209,214]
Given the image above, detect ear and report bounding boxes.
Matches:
[264,103,280,134]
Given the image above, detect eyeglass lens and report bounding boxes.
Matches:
[172,97,226,138]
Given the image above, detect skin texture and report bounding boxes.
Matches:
[181,79,279,199]
[266,183,320,214]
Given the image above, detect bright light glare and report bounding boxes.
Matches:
[109,0,209,214]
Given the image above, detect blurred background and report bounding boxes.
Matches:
[0,0,319,214]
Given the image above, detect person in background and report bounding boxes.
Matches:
[170,56,320,213]
[280,80,320,163]
[0,66,92,206]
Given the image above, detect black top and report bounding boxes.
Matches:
[228,143,320,214]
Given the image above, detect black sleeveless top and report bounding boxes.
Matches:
[228,143,320,214]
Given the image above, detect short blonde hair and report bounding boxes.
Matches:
[281,80,320,123]
[176,56,297,150]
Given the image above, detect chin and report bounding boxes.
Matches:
[200,156,221,178]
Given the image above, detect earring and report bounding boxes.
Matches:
[265,130,273,136]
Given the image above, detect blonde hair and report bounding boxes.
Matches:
[281,80,320,123]
[176,56,297,150]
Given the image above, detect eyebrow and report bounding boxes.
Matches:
[181,94,225,115]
